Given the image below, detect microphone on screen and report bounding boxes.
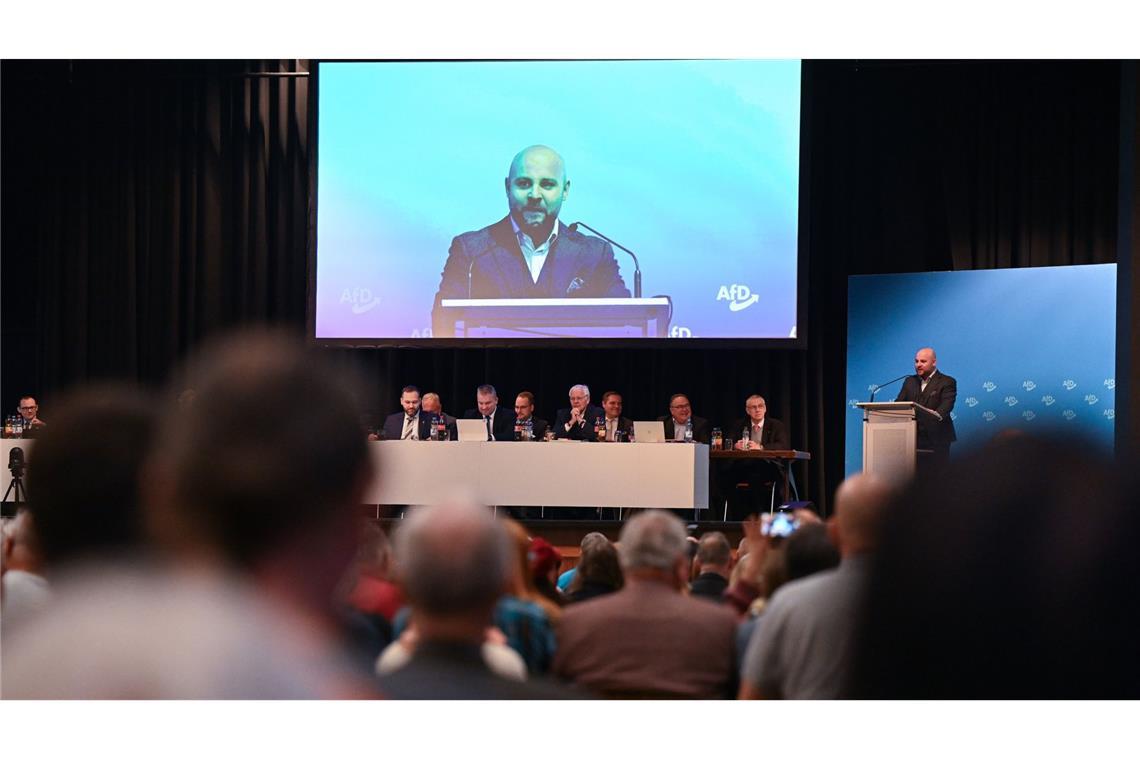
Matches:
[568,221,642,298]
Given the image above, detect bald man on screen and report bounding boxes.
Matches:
[431,145,629,336]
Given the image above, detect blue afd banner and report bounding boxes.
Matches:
[845,264,1116,476]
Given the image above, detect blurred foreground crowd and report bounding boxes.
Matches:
[3,331,1139,699]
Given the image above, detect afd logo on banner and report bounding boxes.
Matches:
[716,284,759,312]
[340,287,382,315]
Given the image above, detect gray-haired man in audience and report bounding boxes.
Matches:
[553,510,738,698]
[377,499,571,699]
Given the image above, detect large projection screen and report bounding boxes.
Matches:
[310,60,804,346]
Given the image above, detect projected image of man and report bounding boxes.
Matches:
[431,145,630,336]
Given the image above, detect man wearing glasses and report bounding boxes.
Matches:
[658,394,710,444]
[17,397,46,432]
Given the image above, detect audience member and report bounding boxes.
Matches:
[689,531,733,602]
[3,331,379,698]
[529,537,564,608]
[377,500,568,698]
[739,474,892,699]
[735,521,839,670]
[849,435,1140,698]
[557,531,607,591]
[1,511,51,631]
[23,385,158,569]
[564,535,623,604]
[334,521,399,664]
[504,520,562,623]
[553,510,738,698]
[342,522,404,622]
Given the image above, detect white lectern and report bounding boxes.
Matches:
[854,401,918,482]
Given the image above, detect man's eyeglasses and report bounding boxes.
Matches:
[670,403,691,410]
[19,405,37,412]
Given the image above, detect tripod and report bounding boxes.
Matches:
[3,461,28,508]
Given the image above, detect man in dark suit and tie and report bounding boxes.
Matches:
[512,392,549,441]
[463,384,516,441]
[431,145,630,337]
[895,347,957,467]
[731,395,791,452]
[658,394,711,444]
[382,385,433,441]
[554,384,605,440]
[599,391,634,442]
[725,395,792,518]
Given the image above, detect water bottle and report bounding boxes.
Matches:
[14,416,24,438]
[3,416,11,438]
[711,427,723,449]
[684,418,693,443]
[429,415,440,441]
[525,418,534,441]
[741,427,751,448]
[514,419,523,441]
[595,416,606,441]
[438,416,449,441]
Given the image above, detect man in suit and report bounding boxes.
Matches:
[553,510,738,698]
[599,391,634,442]
[726,394,792,518]
[421,392,458,440]
[431,145,630,337]
[382,385,433,441]
[554,384,605,440]
[658,394,711,443]
[512,392,549,441]
[731,395,791,451]
[17,396,46,431]
[895,347,957,466]
[463,384,516,441]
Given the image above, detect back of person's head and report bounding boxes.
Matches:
[695,531,732,570]
[150,330,374,571]
[570,536,623,592]
[832,473,893,556]
[25,384,157,570]
[579,531,608,552]
[783,523,839,581]
[618,510,687,572]
[393,500,510,616]
[528,537,562,583]
[850,434,1140,698]
[354,521,391,578]
[1,510,41,573]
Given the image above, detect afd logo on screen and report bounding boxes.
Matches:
[340,287,382,315]
[716,284,759,312]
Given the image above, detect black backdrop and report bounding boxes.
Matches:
[1,60,1127,513]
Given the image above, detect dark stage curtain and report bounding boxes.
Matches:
[0,60,1122,514]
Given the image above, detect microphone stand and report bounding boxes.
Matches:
[568,221,642,298]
